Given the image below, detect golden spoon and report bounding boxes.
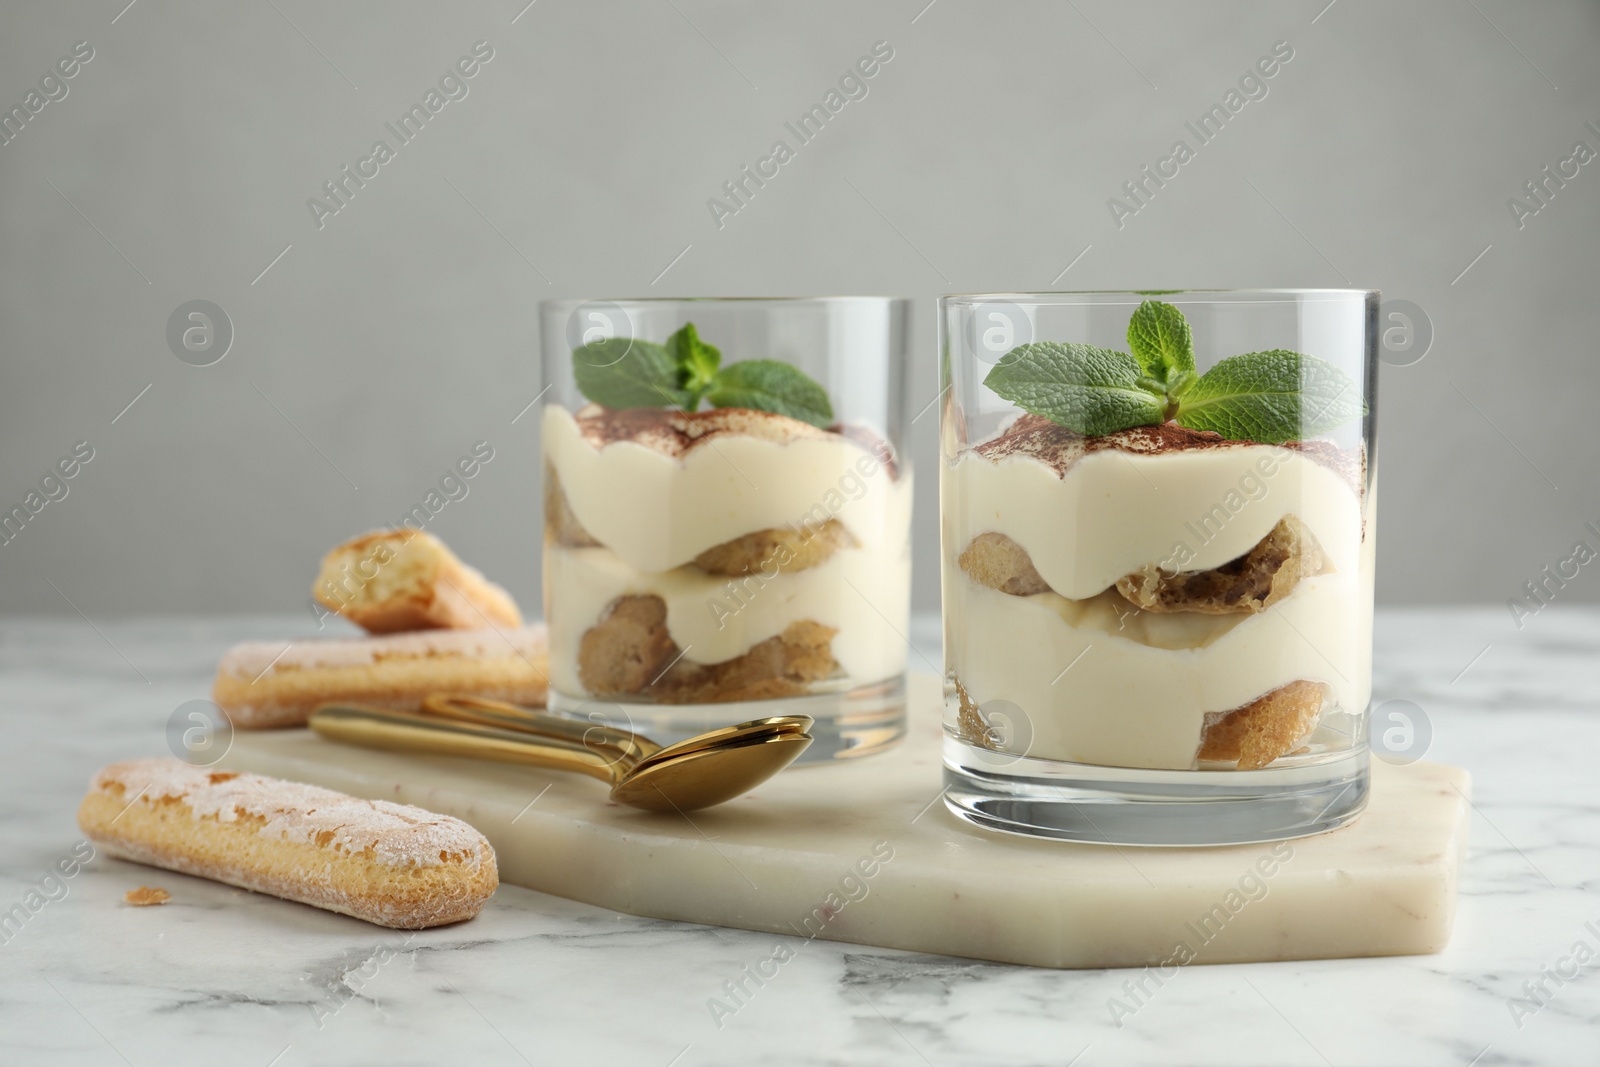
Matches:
[420,694,810,770]
[419,694,663,767]
[308,704,812,812]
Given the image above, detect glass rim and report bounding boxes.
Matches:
[940,288,1377,304]
[541,295,909,310]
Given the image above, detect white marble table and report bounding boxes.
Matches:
[1,609,1595,1066]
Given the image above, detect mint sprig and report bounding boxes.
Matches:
[572,322,834,428]
[983,299,1364,444]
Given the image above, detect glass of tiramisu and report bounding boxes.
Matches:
[939,290,1377,844]
[539,297,911,761]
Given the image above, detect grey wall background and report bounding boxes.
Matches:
[2,0,1597,621]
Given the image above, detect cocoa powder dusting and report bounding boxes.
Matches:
[973,414,1364,495]
[571,404,901,479]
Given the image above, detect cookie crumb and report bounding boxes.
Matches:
[124,886,171,907]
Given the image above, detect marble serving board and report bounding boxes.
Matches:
[219,673,1470,970]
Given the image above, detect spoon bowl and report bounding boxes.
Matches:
[610,733,814,811]
[309,703,812,812]
[627,714,813,774]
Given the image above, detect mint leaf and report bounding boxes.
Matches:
[667,323,720,404]
[572,338,692,410]
[706,360,834,427]
[984,342,1167,436]
[1127,300,1195,386]
[1174,349,1365,443]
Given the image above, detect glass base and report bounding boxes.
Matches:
[548,678,906,764]
[942,737,1369,846]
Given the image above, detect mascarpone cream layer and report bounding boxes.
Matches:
[543,405,912,574]
[944,445,1362,601]
[545,544,910,696]
[944,566,1373,770]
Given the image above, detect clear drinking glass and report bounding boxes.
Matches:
[939,290,1377,844]
[539,297,911,761]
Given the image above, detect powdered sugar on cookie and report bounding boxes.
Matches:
[90,759,489,870]
[218,626,548,678]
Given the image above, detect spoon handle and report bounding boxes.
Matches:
[309,704,622,786]
[420,694,663,765]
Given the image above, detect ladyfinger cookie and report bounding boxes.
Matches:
[315,529,522,634]
[213,625,548,729]
[78,759,497,929]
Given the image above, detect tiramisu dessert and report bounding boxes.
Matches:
[944,299,1371,772]
[543,322,911,711]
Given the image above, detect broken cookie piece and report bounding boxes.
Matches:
[313,528,523,634]
[958,532,1052,597]
[1197,679,1328,770]
[1117,516,1324,615]
[693,520,856,577]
